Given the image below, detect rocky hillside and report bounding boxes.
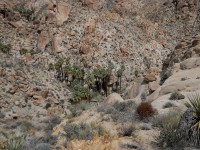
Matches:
[0,0,200,150]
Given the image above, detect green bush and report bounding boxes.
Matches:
[163,102,175,108]
[14,5,34,21]
[0,42,11,54]
[160,70,172,85]
[48,63,54,71]
[169,91,185,100]
[71,85,92,103]
[19,48,28,55]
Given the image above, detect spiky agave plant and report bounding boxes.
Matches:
[187,94,200,146]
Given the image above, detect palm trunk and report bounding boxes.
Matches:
[120,77,121,90]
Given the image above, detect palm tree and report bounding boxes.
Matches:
[54,58,64,80]
[85,74,95,90]
[103,61,114,96]
[63,65,74,85]
[116,65,125,90]
[73,66,84,84]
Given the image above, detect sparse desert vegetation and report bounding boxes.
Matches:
[169,91,185,100]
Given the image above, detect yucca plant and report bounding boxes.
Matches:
[188,94,200,116]
[186,94,200,146]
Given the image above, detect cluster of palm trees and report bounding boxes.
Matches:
[48,58,125,103]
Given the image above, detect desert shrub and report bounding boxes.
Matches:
[19,48,28,55]
[0,135,26,150]
[65,123,91,141]
[34,143,52,150]
[119,123,136,136]
[152,111,182,128]
[99,101,136,123]
[68,101,91,117]
[169,91,185,100]
[157,122,186,148]
[45,117,61,133]
[181,77,189,81]
[5,121,22,129]
[136,102,155,119]
[20,134,55,150]
[48,63,54,71]
[121,143,138,149]
[160,70,172,85]
[45,103,51,109]
[140,124,151,130]
[20,120,35,132]
[14,5,34,21]
[90,122,109,136]
[163,102,175,108]
[153,110,187,148]
[64,122,107,141]
[0,111,5,118]
[0,42,12,54]
[134,69,139,77]
[30,49,36,56]
[113,101,136,112]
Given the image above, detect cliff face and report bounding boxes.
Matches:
[0,0,199,84]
